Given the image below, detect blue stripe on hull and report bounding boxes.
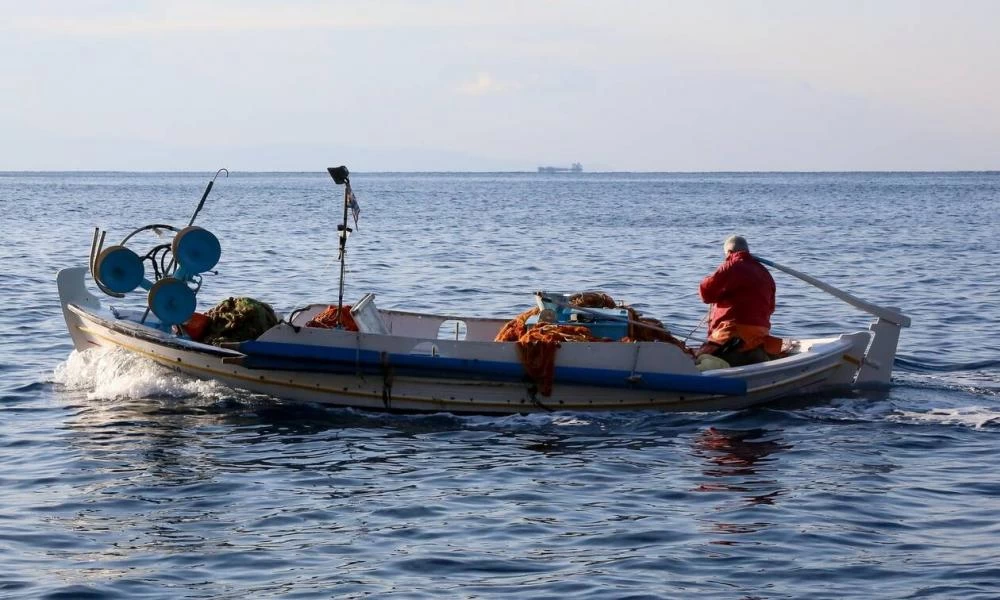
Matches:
[238,340,746,396]
[238,355,528,383]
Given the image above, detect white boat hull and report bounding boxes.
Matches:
[58,267,884,414]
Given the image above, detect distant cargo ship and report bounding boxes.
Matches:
[537,162,583,173]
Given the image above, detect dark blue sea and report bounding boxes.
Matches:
[1,171,999,599]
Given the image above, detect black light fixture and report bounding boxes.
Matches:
[327,166,350,185]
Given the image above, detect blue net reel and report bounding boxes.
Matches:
[147,278,198,326]
[91,225,222,328]
[94,245,144,294]
[172,226,221,275]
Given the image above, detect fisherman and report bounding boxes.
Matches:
[697,235,781,366]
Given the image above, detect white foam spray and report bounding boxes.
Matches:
[889,407,1000,430]
[53,347,230,402]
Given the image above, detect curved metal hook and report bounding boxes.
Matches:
[212,168,229,183]
[120,223,180,246]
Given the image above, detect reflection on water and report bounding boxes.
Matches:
[694,427,790,474]
[692,427,791,543]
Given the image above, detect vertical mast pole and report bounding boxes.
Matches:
[327,166,352,329]
[336,181,351,328]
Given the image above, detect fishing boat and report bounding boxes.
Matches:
[57,168,911,414]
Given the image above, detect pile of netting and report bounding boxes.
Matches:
[184,297,279,346]
[304,304,359,331]
[493,291,692,396]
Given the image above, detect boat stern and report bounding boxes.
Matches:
[855,312,910,385]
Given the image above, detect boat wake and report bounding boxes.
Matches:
[895,370,1000,398]
[893,354,1000,399]
[53,347,233,402]
[895,355,1000,373]
[765,397,1000,432]
[887,405,1000,430]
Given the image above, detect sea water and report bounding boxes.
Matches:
[1,171,998,598]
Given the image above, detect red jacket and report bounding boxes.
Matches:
[699,250,775,335]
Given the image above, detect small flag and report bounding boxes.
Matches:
[347,185,361,229]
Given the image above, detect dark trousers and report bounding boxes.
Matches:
[696,338,770,367]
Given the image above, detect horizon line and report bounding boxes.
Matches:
[2,169,999,175]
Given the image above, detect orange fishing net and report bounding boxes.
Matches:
[306,305,360,331]
[494,307,540,343]
[515,323,599,396]
[622,309,688,348]
[494,291,692,396]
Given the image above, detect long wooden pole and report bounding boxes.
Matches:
[753,256,910,327]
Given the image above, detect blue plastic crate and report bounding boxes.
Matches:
[525,305,630,340]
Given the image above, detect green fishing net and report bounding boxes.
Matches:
[202,297,278,345]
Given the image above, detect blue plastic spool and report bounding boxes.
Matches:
[172,226,221,276]
[94,245,145,294]
[147,277,197,326]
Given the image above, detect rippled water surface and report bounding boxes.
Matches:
[1,171,999,598]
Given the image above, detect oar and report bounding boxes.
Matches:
[753,255,910,327]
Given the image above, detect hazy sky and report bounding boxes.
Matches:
[2,1,998,171]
